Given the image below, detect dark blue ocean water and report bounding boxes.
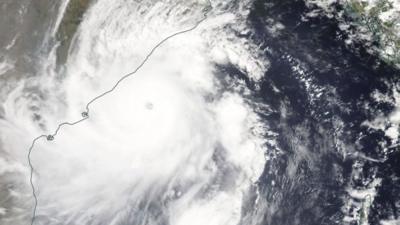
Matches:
[237,0,400,224]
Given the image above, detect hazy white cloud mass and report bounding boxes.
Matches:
[0,0,269,224]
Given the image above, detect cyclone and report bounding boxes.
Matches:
[0,0,400,225]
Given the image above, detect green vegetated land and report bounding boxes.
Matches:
[55,0,91,66]
[344,0,400,68]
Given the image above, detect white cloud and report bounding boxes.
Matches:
[0,0,267,224]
